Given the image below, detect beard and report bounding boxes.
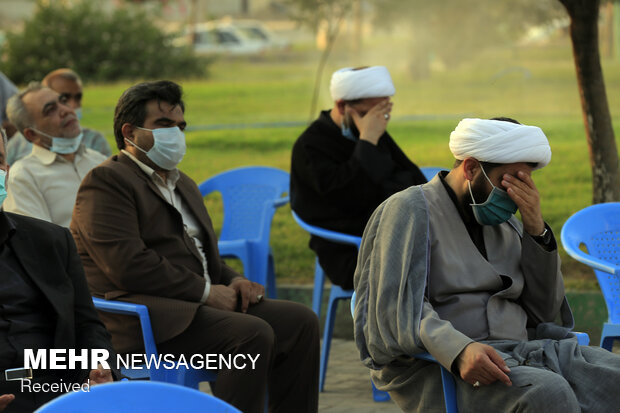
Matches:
[460,174,491,222]
[343,112,361,138]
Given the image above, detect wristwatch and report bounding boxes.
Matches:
[532,226,551,245]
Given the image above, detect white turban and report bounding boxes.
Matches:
[330,66,395,101]
[449,118,551,169]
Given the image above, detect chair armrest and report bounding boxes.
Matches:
[273,195,289,208]
[292,211,361,248]
[92,297,159,358]
[560,235,618,275]
[412,352,438,363]
[574,332,590,346]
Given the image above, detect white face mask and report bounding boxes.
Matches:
[32,127,83,154]
[125,126,186,170]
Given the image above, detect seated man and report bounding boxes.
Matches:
[7,68,112,165]
[70,80,319,413]
[354,118,620,412]
[3,82,106,227]
[0,129,116,413]
[290,66,427,290]
[0,71,18,140]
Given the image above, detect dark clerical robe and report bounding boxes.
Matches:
[290,110,426,289]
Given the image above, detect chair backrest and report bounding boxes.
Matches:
[198,166,289,242]
[35,381,242,413]
[561,202,620,323]
[420,166,447,181]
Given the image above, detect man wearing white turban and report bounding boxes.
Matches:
[290,66,426,290]
[354,117,620,412]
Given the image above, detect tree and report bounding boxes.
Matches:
[3,0,207,84]
[559,0,620,202]
[283,0,354,119]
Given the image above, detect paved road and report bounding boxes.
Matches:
[317,338,401,412]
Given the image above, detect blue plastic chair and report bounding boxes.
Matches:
[421,166,447,181]
[198,166,289,299]
[561,202,620,350]
[35,381,241,413]
[92,298,216,388]
[350,292,458,412]
[290,211,383,398]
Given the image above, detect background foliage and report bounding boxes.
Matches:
[2,0,208,83]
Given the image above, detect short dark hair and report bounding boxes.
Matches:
[490,116,520,125]
[113,80,185,150]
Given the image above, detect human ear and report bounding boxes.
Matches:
[462,158,479,181]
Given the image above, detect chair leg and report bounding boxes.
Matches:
[600,324,619,351]
[266,253,277,299]
[600,335,616,351]
[319,288,340,392]
[439,366,458,413]
[312,259,325,318]
[371,379,391,402]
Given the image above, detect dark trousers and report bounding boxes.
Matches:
[158,299,319,413]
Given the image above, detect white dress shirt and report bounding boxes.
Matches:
[4,143,106,227]
[121,150,212,302]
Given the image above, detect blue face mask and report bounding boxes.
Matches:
[341,122,356,141]
[125,126,186,170]
[32,128,83,154]
[75,108,83,120]
[468,165,518,226]
[0,170,7,208]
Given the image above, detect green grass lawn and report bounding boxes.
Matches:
[79,36,620,289]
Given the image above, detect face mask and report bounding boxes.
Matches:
[341,122,356,141]
[32,128,83,154]
[75,108,83,120]
[468,165,518,226]
[126,126,186,170]
[341,112,359,142]
[0,170,7,208]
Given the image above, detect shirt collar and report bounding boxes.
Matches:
[121,149,180,188]
[438,171,477,225]
[31,142,86,165]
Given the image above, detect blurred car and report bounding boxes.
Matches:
[222,20,291,51]
[175,22,266,56]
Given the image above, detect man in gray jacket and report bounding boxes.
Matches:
[354,117,620,412]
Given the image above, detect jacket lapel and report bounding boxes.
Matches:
[117,154,212,274]
[176,176,218,244]
[118,152,170,205]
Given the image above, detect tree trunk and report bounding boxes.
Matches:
[309,24,339,122]
[559,0,620,203]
